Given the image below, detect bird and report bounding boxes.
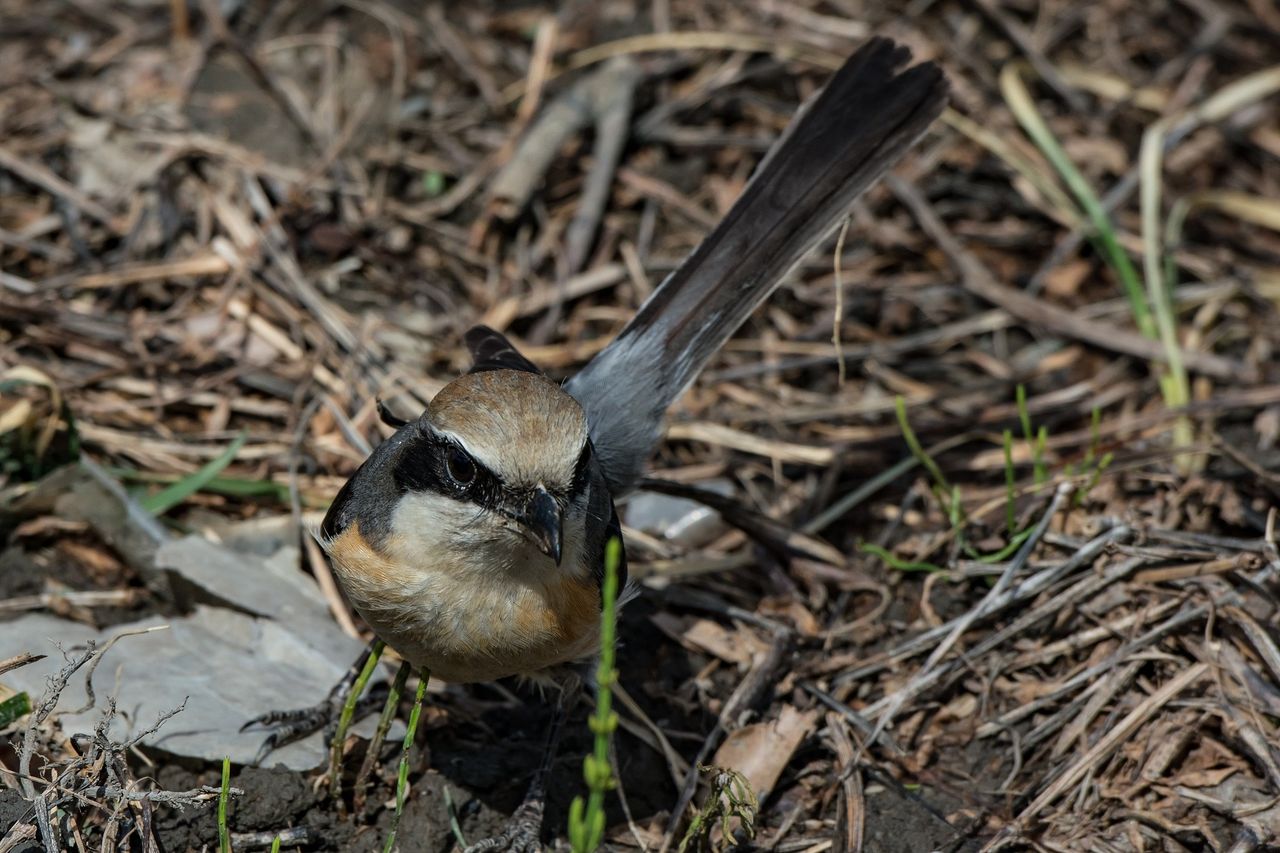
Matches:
[250,36,947,852]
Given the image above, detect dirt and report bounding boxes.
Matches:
[128,601,690,852]
[2,522,971,853]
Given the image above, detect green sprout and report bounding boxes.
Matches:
[568,536,623,853]
[218,757,232,853]
[383,669,430,853]
[678,765,758,853]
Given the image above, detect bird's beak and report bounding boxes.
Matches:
[517,486,563,565]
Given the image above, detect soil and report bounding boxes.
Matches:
[6,0,1278,849]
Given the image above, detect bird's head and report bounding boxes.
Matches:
[320,370,594,580]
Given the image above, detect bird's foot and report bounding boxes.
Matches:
[240,686,387,765]
[240,644,387,765]
[463,797,546,853]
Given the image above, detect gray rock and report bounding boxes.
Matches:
[0,535,392,770]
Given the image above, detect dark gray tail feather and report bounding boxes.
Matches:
[566,37,948,494]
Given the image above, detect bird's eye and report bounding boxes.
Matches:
[445,446,476,486]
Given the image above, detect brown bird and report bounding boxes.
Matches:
[249,37,947,852]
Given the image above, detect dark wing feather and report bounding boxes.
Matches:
[464,325,543,375]
[567,38,948,494]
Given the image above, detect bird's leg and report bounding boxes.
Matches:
[464,681,580,853]
[241,640,386,766]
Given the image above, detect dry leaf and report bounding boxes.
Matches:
[1043,259,1092,298]
[650,613,769,666]
[711,706,819,801]
[1177,766,1239,788]
[758,598,821,637]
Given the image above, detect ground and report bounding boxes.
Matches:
[2,0,1280,851]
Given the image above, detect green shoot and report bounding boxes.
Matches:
[678,765,758,853]
[270,838,281,853]
[423,171,446,197]
[970,528,1034,564]
[1014,386,1049,486]
[1000,64,1156,340]
[1000,62,1199,464]
[859,543,946,574]
[1139,124,1194,464]
[0,692,31,727]
[1084,407,1101,468]
[383,669,429,853]
[1034,426,1049,486]
[947,484,965,531]
[141,432,247,515]
[1002,429,1016,536]
[1016,385,1033,446]
[568,536,623,853]
[1077,451,1115,505]
[111,466,293,503]
[893,397,952,508]
[330,640,386,801]
[218,757,232,853]
[355,659,412,815]
[443,785,469,850]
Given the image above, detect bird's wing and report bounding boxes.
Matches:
[464,325,543,375]
[566,37,948,494]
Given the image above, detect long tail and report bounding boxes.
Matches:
[567,38,948,494]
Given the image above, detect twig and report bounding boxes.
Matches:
[65,626,170,717]
[0,146,119,231]
[829,522,1131,686]
[564,58,643,274]
[990,663,1209,846]
[865,483,1072,748]
[489,57,642,223]
[0,653,46,676]
[969,0,1087,112]
[887,175,1252,381]
[825,713,865,853]
[21,646,96,801]
[658,632,792,853]
[78,456,171,546]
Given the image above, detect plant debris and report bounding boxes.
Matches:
[2,0,1279,851]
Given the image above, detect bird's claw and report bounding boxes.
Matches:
[240,700,340,765]
[461,821,543,853]
[462,794,547,853]
[240,685,387,765]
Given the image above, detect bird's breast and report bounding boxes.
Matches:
[322,523,601,683]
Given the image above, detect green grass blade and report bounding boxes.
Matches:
[443,785,468,849]
[973,528,1034,564]
[569,537,623,853]
[1138,124,1194,460]
[859,543,946,574]
[1016,385,1033,445]
[1002,429,1016,536]
[218,756,232,853]
[1000,64,1156,340]
[110,466,292,502]
[140,432,247,515]
[893,397,951,503]
[1034,426,1049,486]
[330,640,386,801]
[384,669,429,853]
[0,692,31,727]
